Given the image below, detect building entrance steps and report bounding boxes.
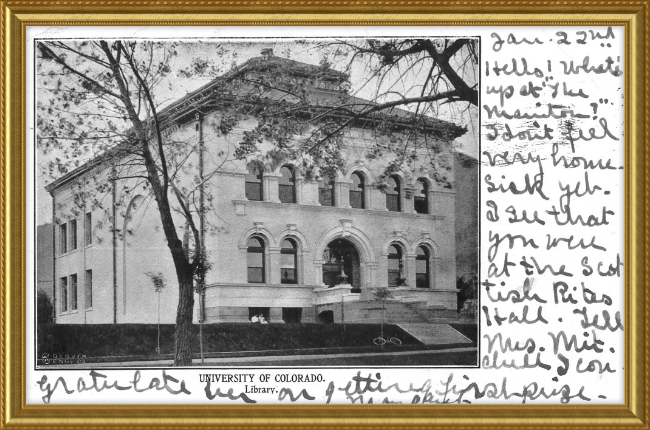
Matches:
[397,323,473,346]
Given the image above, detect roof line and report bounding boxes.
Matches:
[45,55,465,192]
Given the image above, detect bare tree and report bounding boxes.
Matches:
[225,39,476,188]
[372,287,394,345]
[328,38,478,106]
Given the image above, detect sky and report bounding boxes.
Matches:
[36,38,478,225]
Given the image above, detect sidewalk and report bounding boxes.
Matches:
[43,346,477,369]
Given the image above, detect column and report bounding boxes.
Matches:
[268,247,281,284]
[404,254,416,288]
[364,184,376,210]
[403,186,416,213]
[301,179,320,206]
[360,262,378,301]
[264,173,281,203]
[295,176,304,204]
[432,257,442,289]
[335,180,351,208]
[313,260,325,286]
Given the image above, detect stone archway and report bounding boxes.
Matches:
[322,238,361,292]
[314,223,377,298]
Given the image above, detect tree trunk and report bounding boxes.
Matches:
[174,269,195,366]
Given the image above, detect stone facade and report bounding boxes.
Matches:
[46,54,469,325]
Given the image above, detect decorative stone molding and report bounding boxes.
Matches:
[233,200,247,216]
[339,219,353,237]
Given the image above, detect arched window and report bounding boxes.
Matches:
[279,165,296,203]
[386,175,401,212]
[414,178,429,214]
[245,163,263,201]
[349,172,365,209]
[318,174,335,206]
[387,244,404,287]
[280,238,298,284]
[247,236,265,283]
[416,246,430,288]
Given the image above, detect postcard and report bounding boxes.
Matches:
[27,24,624,405]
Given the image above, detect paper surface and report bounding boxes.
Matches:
[27,25,624,405]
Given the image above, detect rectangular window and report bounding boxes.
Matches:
[388,271,401,287]
[248,307,270,323]
[69,219,77,251]
[414,197,428,214]
[85,270,93,309]
[386,194,400,212]
[247,252,264,283]
[85,212,92,246]
[282,307,302,323]
[349,190,364,209]
[279,184,295,203]
[416,259,429,288]
[319,187,334,206]
[60,276,68,312]
[70,274,78,310]
[247,268,264,283]
[388,259,400,287]
[59,223,67,255]
[245,181,262,201]
[281,268,297,284]
[280,252,297,284]
[416,273,429,288]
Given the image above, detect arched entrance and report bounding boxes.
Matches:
[322,238,361,293]
[318,310,334,324]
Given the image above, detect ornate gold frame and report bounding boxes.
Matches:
[1,3,647,428]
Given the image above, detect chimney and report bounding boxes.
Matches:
[261,48,274,59]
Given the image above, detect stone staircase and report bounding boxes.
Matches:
[339,298,473,346]
[346,297,460,325]
[352,300,429,324]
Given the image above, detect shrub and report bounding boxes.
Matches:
[37,323,420,360]
[36,289,53,327]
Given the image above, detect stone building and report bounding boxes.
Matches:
[45,52,472,326]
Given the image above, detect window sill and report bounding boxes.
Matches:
[58,310,78,315]
[57,248,79,258]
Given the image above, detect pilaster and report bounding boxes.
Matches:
[264,173,282,203]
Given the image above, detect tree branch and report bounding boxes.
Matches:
[38,43,122,100]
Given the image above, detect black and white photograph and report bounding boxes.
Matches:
[16,18,630,411]
[35,37,479,368]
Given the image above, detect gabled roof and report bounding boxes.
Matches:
[46,54,466,193]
